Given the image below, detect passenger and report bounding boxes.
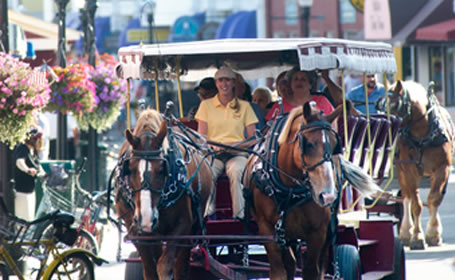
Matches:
[346,73,385,114]
[235,73,266,131]
[14,127,45,221]
[252,87,273,116]
[195,66,258,219]
[186,77,218,122]
[265,67,334,121]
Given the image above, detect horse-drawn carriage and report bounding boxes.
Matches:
[112,38,408,280]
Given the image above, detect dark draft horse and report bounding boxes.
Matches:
[243,103,382,280]
[114,109,214,280]
[379,80,454,249]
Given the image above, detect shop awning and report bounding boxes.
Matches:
[416,18,455,41]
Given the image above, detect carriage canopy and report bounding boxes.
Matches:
[117,38,397,81]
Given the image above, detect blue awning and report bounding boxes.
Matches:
[168,13,206,42]
[66,12,111,54]
[215,11,256,39]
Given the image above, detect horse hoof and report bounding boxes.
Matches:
[410,239,426,250]
[400,238,410,247]
[425,236,442,247]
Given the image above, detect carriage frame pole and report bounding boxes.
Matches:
[154,59,160,112]
[175,57,184,118]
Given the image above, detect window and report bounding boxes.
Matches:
[446,47,455,106]
[285,0,298,25]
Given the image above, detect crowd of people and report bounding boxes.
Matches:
[189,66,386,220]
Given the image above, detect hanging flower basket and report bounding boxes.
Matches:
[45,64,96,116]
[76,63,126,132]
[0,52,50,148]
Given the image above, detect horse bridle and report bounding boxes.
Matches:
[297,121,341,172]
[388,87,412,121]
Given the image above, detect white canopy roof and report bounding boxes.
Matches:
[117,38,397,81]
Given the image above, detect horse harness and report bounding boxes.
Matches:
[113,124,209,233]
[249,113,342,247]
[395,87,455,174]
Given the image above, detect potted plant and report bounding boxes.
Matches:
[0,52,50,148]
[75,62,127,133]
[45,63,96,116]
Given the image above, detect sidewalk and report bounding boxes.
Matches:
[94,222,136,280]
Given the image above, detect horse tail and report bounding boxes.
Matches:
[340,159,382,197]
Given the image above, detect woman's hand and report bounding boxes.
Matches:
[28,168,38,177]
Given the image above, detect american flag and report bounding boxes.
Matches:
[29,71,47,87]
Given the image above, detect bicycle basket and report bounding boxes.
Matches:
[47,163,69,190]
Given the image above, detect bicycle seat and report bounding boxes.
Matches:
[53,212,75,227]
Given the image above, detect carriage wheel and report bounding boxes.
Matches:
[336,244,361,280]
[384,238,406,280]
[124,251,144,280]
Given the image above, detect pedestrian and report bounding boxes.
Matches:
[14,127,45,221]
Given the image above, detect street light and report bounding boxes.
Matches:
[55,0,70,159]
[297,0,313,38]
[141,0,156,44]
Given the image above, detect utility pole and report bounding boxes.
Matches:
[82,0,98,191]
[55,0,69,159]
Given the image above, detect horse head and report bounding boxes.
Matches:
[125,110,169,233]
[376,80,429,120]
[278,102,343,207]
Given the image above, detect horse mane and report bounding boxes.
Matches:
[133,108,169,152]
[277,107,303,145]
[400,80,429,107]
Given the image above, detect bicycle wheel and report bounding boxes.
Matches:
[46,251,94,280]
[35,221,99,255]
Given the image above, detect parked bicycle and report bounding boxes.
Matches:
[0,198,106,280]
[33,158,123,260]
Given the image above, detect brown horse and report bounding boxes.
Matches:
[114,109,214,280]
[378,80,454,249]
[243,102,382,280]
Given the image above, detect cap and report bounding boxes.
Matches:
[214,67,236,80]
[194,77,217,92]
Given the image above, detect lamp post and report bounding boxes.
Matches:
[0,0,14,210]
[55,0,70,159]
[141,0,156,44]
[81,0,98,191]
[297,0,313,38]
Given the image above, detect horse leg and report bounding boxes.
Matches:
[258,219,288,280]
[157,243,179,280]
[398,168,424,249]
[425,166,449,246]
[137,245,160,280]
[282,247,296,280]
[408,189,425,250]
[173,246,191,280]
[303,232,326,280]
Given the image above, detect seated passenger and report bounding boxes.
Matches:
[346,73,385,114]
[185,77,218,122]
[195,66,258,219]
[252,87,273,116]
[235,72,266,131]
[265,67,334,121]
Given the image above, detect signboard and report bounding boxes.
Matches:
[127,29,150,43]
[350,0,364,13]
[364,0,391,40]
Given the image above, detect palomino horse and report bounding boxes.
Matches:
[243,102,382,280]
[114,109,214,280]
[378,80,454,249]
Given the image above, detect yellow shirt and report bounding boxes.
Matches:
[195,95,258,143]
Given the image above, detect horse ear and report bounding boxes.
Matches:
[326,103,344,123]
[303,102,312,123]
[126,129,140,148]
[155,120,168,146]
[395,80,404,95]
